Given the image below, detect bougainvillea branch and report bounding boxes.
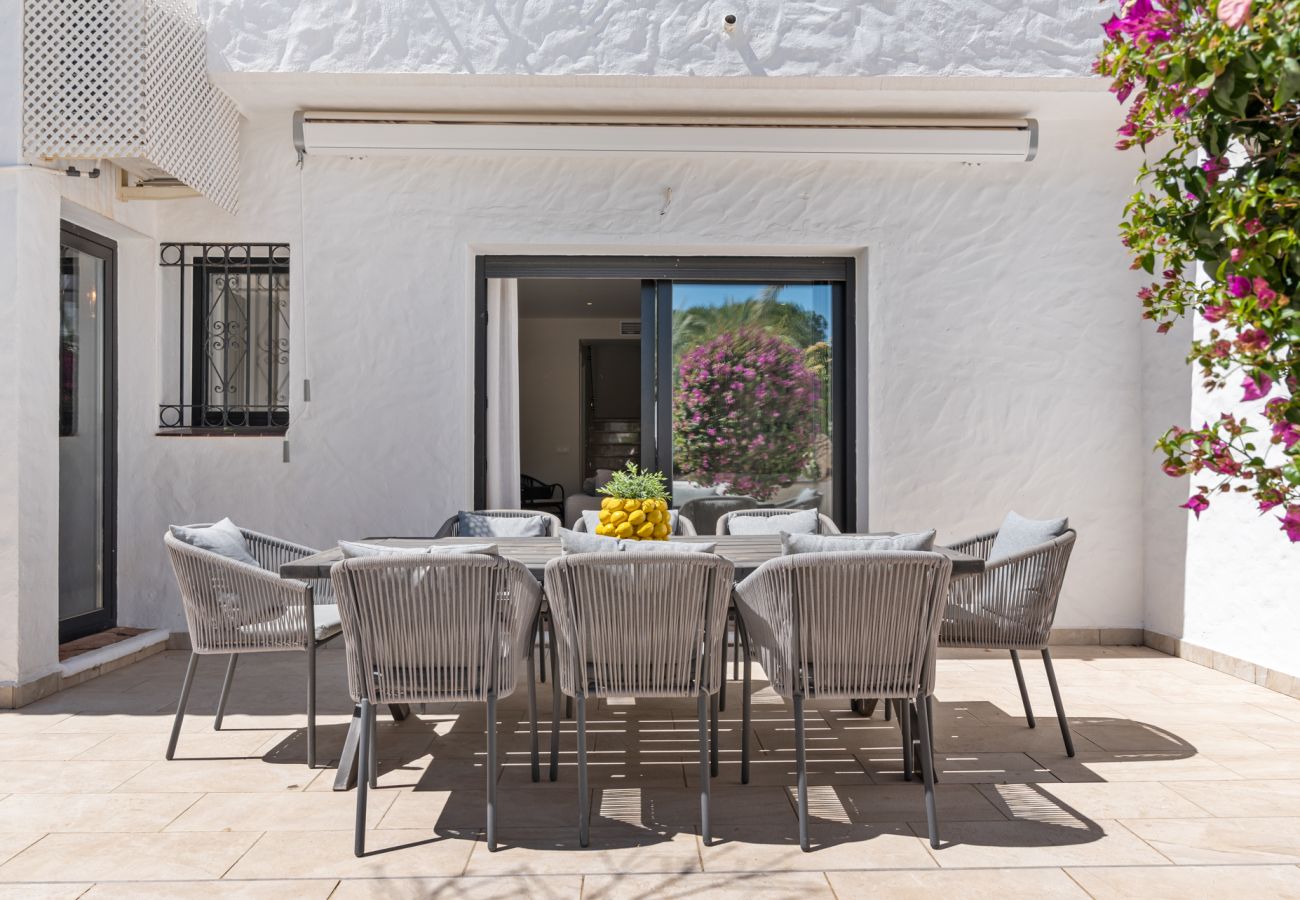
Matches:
[673,327,820,501]
[1097,0,1300,541]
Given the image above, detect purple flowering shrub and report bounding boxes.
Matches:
[1097,0,1300,541]
[673,328,821,501]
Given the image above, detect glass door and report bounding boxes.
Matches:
[58,224,116,642]
[647,278,849,528]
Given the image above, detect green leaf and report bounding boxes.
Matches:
[1275,57,1300,110]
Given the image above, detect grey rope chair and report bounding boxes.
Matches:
[715,508,842,536]
[712,508,841,712]
[330,553,543,855]
[734,551,953,851]
[434,509,563,538]
[544,552,734,847]
[570,513,698,535]
[163,528,342,768]
[939,529,1078,756]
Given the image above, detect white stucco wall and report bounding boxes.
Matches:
[81,104,1148,637]
[199,0,1105,78]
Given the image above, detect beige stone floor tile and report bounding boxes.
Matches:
[0,884,92,900]
[225,829,475,879]
[331,874,581,899]
[2,761,150,794]
[826,867,1088,897]
[1245,721,1300,750]
[869,752,1056,785]
[115,759,318,793]
[1105,702,1295,728]
[1120,816,1300,864]
[82,880,339,899]
[41,713,179,734]
[0,792,200,833]
[689,758,868,787]
[77,728,289,761]
[700,822,936,871]
[1029,751,1242,783]
[593,785,795,828]
[1211,751,1300,779]
[462,829,701,876]
[166,789,395,832]
[932,723,1101,755]
[976,781,1210,820]
[1167,779,1300,817]
[0,713,75,735]
[0,733,108,761]
[379,788,573,830]
[0,834,42,868]
[1065,864,1300,899]
[584,871,834,899]
[808,782,1004,824]
[0,831,259,882]
[923,819,1168,868]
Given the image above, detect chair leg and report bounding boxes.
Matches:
[1041,649,1076,758]
[718,634,727,713]
[214,653,238,731]
[926,694,939,784]
[1010,649,1036,728]
[486,692,498,852]
[576,693,589,848]
[732,615,740,682]
[884,699,892,721]
[698,690,712,846]
[538,613,547,684]
[166,652,199,760]
[710,691,720,777]
[914,692,940,849]
[528,643,540,784]
[740,621,752,786]
[899,699,913,781]
[368,701,378,789]
[354,698,371,857]
[306,644,317,768]
[794,693,809,852]
[549,640,561,782]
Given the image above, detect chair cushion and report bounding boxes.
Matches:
[988,512,1068,562]
[781,530,936,555]
[311,604,343,641]
[560,528,620,554]
[339,540,498,558]
[622,539,717,554]
[727,509,819,535]
[457,511,549,537]
[580,509,603,532]
[170,518,260,568]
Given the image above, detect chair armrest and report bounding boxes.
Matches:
[433,514,458,538]
[943,530,998,561]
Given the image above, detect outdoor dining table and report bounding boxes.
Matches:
[279,534,984,790]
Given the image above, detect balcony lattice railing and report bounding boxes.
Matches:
[22,0,240,212]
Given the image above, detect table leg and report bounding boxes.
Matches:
[333,702,413,791]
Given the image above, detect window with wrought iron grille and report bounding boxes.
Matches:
[159,243,290,432]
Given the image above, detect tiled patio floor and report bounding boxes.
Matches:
[1,646,1299,898]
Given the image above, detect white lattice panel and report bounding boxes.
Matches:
[23,0,241,212]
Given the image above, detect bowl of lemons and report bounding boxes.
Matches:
[594,463,672,541]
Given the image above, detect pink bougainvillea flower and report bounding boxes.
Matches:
[1252,277,1277,306]
[1259,495,1283,512]
[1280,506,1300,542]
[1241,372,1273,401]
[1217,0,1252,28]
[1273,421,1300,449]
[1238,328,1270,352]
[1229,248,1244,263]
[1202,304,1228,323]
[1182,495,1210,518]
[1115,82,1134,103]
[1226,275,1251,297]
[1244,218,1264,235]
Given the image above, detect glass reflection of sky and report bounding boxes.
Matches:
[672,283,832,334]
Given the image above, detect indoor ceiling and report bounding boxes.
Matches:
[517,277,642,319]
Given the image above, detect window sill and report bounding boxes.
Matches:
[156,427,288,437]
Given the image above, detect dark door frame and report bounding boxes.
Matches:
[475,256,857,530]
[579,338,641,484]
[59,221,118,643]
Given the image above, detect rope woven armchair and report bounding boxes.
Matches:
[433,509,563,538]
[715,508,842,535]
[939,528,1078,756]
[330,553,543,855]
[543,552,734,846]
[734,551,953,850]
[163,528,342,768]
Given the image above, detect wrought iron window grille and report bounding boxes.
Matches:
[159,243,290,432]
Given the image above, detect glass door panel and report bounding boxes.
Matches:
[59,226,116,641]
[665,282,838,522]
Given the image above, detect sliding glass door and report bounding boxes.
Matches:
[58,224,117,642]
[476,256,854,528]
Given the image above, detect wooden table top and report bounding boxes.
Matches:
[279,534,984,581]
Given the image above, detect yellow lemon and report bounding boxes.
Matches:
[628,510,645,526]
[647,509,662,525]
[640,499,654,513]
[610,510,627,524]
[598,509,611,523]
[653,523,669,539]
[615,521,634,538]
[637,522,654,538]
[622,498,639,512]
[594,524,609,536]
